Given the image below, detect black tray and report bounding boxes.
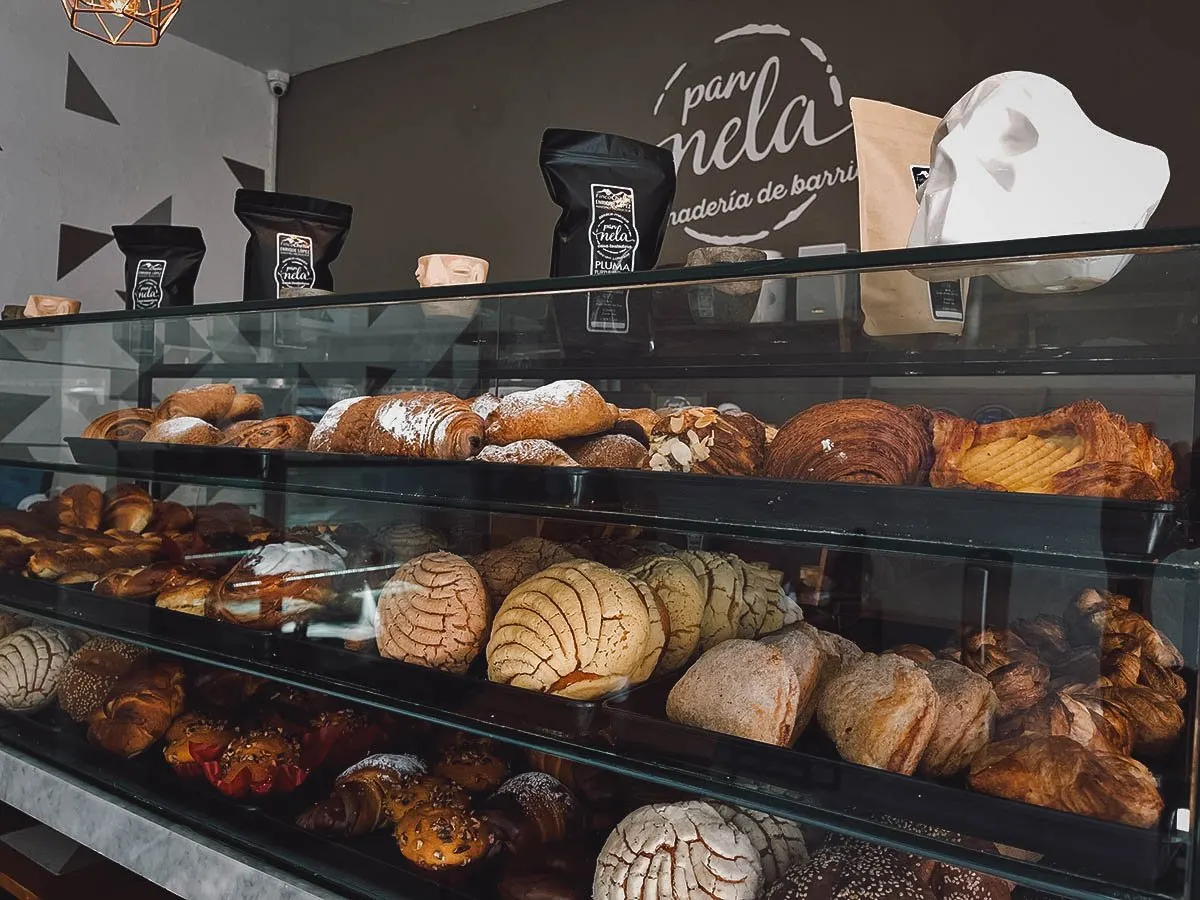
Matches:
[66,438,1185,565]
[0,575,606,741]
[603,677,1183,891]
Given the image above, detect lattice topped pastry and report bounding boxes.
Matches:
[928,400,1174,500]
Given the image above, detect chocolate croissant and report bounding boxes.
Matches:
[928,400,1174,499]
[82,408,154,442]
[480,772,583,855]
[765,399,932,485]
[297,754,428,836]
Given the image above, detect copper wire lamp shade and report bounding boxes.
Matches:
[62,0,182,47]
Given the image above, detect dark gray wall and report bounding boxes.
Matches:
[277,0,1200,290]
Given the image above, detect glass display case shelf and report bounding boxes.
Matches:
[0,577,1187,900]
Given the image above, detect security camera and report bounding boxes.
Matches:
[266,70,291,98]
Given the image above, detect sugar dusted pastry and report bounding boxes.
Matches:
[143,416,223,446]
[486,560,650,700]
[485,380,617,445]
[376,552,490,674]
[475,439,578,467]
[593,801,761,900]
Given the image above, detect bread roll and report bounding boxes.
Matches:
[709,803,807,888]
[221,416,314,450]
[365,392,485,459]
[1066,589,1183,668]
[82,408,154,442]
[1011,615,1072,665]
[918,659,997,777]
[0,626,74,712]
[650,407,765,476]
[473,537,582,607]
[376,552,490,674]
[296,753,427,836]
[144,416,222,445]
[968,735,1163,827]
[593,801,761,900]
[817,653,939,774]
[760,626,825,735]
[486,560,650,700]
[626,555,703,674]
[675,550,741,651]
[475,440,578,466]
[87,660,187,757]
[667,640,800,746]
[486,380,616,445]
[155,577,214,617]
[765,399,932,485]
[154,384,236,423]
[562,433,648,469]
[227,392,264,422]
[211,541,343,629]
[102,484,154,534]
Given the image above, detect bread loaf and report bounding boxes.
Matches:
[593,802,761,900]
[365,392,485,459]
[0,626,74,712]
[486,560,650,700]
[760,626,825,735]
[667,640,800,746]
[766,399,932,485]
[376,552,490,674]
[968,735,1163,827]
[82,408,154,441]
[817,653,939,774]
[918,659,997,777]
[52,484,104,531]
[144,416,223,445]
[626,555,703,674]
[154,384,236,423]
[485,380,616,445]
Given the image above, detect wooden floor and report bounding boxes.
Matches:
[0,805,177,900]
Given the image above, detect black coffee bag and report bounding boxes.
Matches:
[234,190,353,301]
[540,129,677,350]
[111,225,206,310]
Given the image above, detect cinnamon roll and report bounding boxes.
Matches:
[221,416,315,450]
[82,408,154,442]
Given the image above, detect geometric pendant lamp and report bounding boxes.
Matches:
[62,0,182,47]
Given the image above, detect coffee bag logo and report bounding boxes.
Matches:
[132,259,167,310]
[586,184,639,333]
[653,23,855,245]
[275,233,316,296]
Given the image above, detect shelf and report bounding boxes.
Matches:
[54,441,1195,573]
[0,711,473,900]
[0,575,1184,900]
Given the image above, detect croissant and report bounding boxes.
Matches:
[968,734,1162,828]
[928,400,1174,499]
[296,754,428,836]
[51,484,104,531]
[87,660,187,758]
[365,392,485,459]
[82,408,154,441]
[102,484,154,534]
[765,399,931,485]
[220,416,314,450]
[154,384,236,423]
[998,686,1134,756]
[1100,685,1184,756]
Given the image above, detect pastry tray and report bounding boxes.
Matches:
[67,438,1185,563]
[0,574,608,741]
[602,676,1186,891]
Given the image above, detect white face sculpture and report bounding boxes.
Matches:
[415,254,489,288]
[909,72,1170,293]
[24,295,81,317]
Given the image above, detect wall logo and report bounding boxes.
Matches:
[653,23,855,246]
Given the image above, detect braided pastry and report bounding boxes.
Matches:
[82,408,154,441]
[766,399,932,485]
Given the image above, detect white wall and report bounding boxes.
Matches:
[0,0,272,310]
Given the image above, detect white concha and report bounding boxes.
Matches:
[708,803,809,888]
[909,71,1170,294]
[593,801,762,900]
[0,626,75,713]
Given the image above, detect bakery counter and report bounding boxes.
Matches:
[0,736,342,900]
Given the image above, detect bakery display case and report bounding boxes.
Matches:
[0,229,1198,900]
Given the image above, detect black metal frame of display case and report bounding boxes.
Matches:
[1,230,1199,900]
